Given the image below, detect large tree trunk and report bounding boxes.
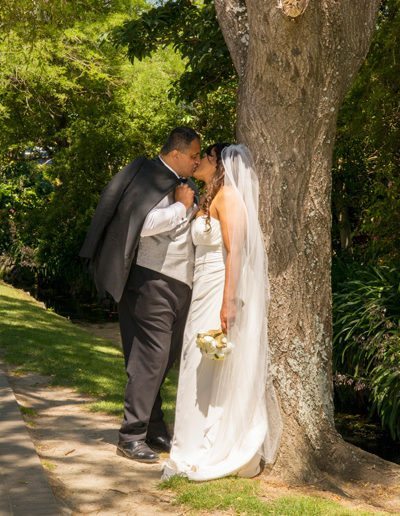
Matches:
[214,0,400,483]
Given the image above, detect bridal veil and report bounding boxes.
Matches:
[215,144,282,466]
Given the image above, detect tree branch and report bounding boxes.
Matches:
[341,0,381,67]
[324,0,381,96]
[214,0,249,77]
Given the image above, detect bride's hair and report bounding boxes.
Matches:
[202,142,231,230]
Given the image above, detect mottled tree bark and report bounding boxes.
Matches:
[214,0,397,482]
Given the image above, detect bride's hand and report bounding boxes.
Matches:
[220,304,228,334]
[220,300,236,334]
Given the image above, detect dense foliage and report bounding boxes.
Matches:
[109,0,237,142]
[331,0,400,437]
[332,0,400,263]
[110,0,235,101]
[333,264,400,438]
[0,1,206,299]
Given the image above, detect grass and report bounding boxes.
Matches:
[161,477,383,515]
[41,460,57,472]
[19,405,38,417]
[0,281,385,515]
[0,281,177,422]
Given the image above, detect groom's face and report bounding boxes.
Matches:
[174,138,201,177]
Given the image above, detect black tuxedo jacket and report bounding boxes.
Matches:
[80,157,198,302]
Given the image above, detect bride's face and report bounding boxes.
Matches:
[193,147,217,184]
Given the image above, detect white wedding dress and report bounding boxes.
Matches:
[162,217,265,480]
[162,145,282,481]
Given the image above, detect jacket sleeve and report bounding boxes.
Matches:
[79,157,145,260]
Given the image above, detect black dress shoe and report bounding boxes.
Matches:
[116,440,159,463]
[146,435,171,453]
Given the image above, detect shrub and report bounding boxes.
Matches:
[333,263,400,438]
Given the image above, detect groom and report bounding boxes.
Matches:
[80,127,201,462]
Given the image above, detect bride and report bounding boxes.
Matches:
[162,143,282,481]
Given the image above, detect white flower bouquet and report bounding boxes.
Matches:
[196,329,234,361]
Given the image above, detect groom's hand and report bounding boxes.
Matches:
[175,184,194,210]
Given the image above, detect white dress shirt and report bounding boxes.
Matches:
[140,156,190,237]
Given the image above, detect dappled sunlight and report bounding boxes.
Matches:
[6,373,169,514]
[91,345,121,357]
[0,281,178,424]
[1,287,125,407]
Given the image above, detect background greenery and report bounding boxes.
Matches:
[330,0,400,439]
[0,0,399,441]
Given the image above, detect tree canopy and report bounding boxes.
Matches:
[0,0,186,294]
[110,0,235,101]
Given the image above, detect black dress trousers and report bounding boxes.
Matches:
[118,265,191,442]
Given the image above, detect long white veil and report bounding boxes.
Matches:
[210,144,282,466]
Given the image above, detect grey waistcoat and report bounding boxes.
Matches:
[136,194,195,288]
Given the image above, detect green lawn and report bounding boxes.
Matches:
[160,477,383,515]
[0,281,384,515]
[0,280,177,421]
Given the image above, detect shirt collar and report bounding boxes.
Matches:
[158,155,180,179]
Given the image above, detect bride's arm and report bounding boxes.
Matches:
[214,187,246,333]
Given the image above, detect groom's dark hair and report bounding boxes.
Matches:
[161,127,200,154]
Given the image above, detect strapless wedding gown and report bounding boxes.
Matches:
[162,216,265,481]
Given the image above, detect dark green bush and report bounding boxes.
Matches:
[333,263,400,438]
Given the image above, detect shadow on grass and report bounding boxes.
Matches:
[0,289,178,423]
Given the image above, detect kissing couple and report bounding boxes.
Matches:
[80,127,282,481]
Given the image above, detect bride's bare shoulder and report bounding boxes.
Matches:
[214,185,237,205]
[212,186,240,221]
